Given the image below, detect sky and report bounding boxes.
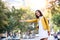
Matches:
[2,0,47,11]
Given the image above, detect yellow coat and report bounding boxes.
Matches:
[25,16,50,32]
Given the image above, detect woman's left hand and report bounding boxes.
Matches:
[48,31,50,36]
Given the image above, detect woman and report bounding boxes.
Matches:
[19,10,50,40]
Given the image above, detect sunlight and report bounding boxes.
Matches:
[25,0,47,10]
[3,0,47,10]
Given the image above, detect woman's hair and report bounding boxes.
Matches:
[35,10,43,18]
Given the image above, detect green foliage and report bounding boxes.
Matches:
[52,13,60,27]
[50,0,60,28]
[0,0,8,33]
[17,8,35,32]
[0,0,35,33]
[47,0,60,15]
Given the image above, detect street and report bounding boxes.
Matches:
[21,36,55,40]
[2,34,58,40]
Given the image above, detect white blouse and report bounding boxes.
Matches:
[38,17,48,39]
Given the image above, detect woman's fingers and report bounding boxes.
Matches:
[19,20,23,22]
[19,20,25,22]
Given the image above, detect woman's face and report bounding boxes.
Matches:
[35,11,40,17]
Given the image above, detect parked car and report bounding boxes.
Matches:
[57,32,60,40]
[0,33,6,40]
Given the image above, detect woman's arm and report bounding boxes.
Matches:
[45,18,50,32]
[45,18,50,35]
[19,19,37,23]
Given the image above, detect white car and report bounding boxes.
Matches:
[57,32,60,40]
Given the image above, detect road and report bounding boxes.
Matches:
[21,36,56,40]
[2,35,57,40]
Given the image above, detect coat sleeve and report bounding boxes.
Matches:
[25,19,37,23]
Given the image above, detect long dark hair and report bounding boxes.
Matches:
[35,10,43,18]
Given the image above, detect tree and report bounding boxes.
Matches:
[51,0,60,28]
[46,0,60,31]
[5,6,26,32]
[0,0,8,33]
[17,8,35,32]
[0,0,35,33]
[47,0,60,15]
[52,14,60,27]
[5,7,35,33]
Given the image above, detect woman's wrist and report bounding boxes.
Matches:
[48,31,50,36]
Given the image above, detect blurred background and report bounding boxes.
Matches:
[0,0,60,40]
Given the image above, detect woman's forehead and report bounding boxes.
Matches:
[35,11,39,13]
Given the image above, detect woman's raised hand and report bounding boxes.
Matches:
[19,20,25,22]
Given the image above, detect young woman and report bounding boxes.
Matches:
[19,10,50,40]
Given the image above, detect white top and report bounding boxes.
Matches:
[38,16,48,39]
